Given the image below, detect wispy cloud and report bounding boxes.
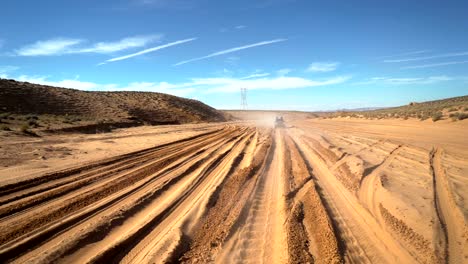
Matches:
[15,38,83,56]
[354,76,453,85]
[11,75,195,96]
[174,38,287,66]
[377,50,431,59]
[77,35,161,53]
[0,65,19,74]
[202,75,350,93]
[401,60,468,69]
[13,35,161,56]
[100,38,196,64]
[277,68,292,76]
[307,62,339,72]
[16,75,103,90]
[220,25,248,33]
[225,56,240,65]
[240,73,270,79]
[8,70,350,98]
[383,51,468,63]
[136,0,194,9]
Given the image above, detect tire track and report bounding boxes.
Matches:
[0,128,223,197]
[289,129,416,264]
[116,130,256,264]
[430,148,459,264]
[220,130,289,264]
[284,133,342,264]
[0,128,236,234]
[0,128,227,218]
[0,127,244,262]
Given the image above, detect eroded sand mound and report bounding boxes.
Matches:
[0,78,226,126]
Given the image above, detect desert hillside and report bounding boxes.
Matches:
[325,95,468,121]
[0,78,226,132]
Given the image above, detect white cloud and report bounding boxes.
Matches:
[101,38,196,64]
[11,75,195,97]
[235,25,246,29]
[14,35,161,56]
[15,38,83,56]
[78,35,161,53]
[240,73,270,79]
[353,76,454,85]
[383,51,468,63]
[377,50,431,59]
[307,62,339,72]
[8,70,350,99]
[0,65,19,74]
[277,68,292,76]
[16,75,101,90]
[199,75,351,93]
[174,38,287,66]
[401,60,468,69]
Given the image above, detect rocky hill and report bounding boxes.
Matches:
[0,78,226,129]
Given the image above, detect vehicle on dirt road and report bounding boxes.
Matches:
[275,116,285,128]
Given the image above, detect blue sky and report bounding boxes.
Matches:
[1,0,467,110]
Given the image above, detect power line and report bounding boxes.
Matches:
[240,87,247,110]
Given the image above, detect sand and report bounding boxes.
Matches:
[0,117,466,263]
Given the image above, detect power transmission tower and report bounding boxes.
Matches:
[240,87,247,110]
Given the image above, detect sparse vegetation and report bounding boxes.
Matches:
[0,112,11,119]
[0,78,226,133]
[431,112,443,122]
[0,124,10,131]
[19,124,38,136]
[27,120,39,127]
[449,112,468,121]
[26,115,39,120]
[319,95,468,122]
[20,124,30,133]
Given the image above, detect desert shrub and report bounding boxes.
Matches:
[20,124,38,136]
[20,124,30,132]
[448,107,457,112]
[457,113,468,120]
[0,124,10,131]
[464,107,468,111]
[27,120,39,127]
[431,112,443,122]
[449,113,459,121]
[0,112,10,119]
[26,115,39,120]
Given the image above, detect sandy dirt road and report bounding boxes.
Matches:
[0,118,467,263]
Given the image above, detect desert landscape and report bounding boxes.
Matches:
[0,80,467,263]
[1,1,468,263]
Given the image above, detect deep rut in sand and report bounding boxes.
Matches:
[215,130,289,264]
[1,121,466,264]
